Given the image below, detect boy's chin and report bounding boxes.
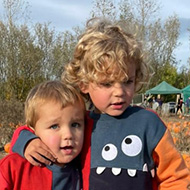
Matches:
[54,156,75,167]
[106,109,126,116]
[95,107,126,116]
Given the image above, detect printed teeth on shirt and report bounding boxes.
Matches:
[96,163,155,178]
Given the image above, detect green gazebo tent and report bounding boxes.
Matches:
[146,81,181,95]
[182,85,190,101]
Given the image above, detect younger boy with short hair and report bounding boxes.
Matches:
[8,18,190,190]
[0,81,85,190]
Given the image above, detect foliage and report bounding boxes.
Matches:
[0,99,24,148]
[0,0,189,101]
[176,65,190,88]
[91,0,117,20]
[0,125,14,150]
[0,99,24,126]
[0,1,79,101]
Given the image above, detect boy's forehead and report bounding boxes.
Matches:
[95,69,134,83]
[96,62,135,76]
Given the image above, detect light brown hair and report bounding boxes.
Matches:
[25,80,85,128]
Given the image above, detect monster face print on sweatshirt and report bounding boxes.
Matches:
[89,106,166,190]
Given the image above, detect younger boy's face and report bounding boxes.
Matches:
[82,64,136,116]
[35,100,85,166]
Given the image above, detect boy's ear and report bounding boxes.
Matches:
[79,83,89,94]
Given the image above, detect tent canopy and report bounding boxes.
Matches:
[146,81,181,95]
[182,85,190,101]
[182,85,190,93]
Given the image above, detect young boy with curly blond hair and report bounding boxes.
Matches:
[9,18,190,190]
[0,81,85,190]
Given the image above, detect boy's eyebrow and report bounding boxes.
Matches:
[128,76,135,79]
[71,118,85,125]
[45,118,60,125]
[71,116,85,121]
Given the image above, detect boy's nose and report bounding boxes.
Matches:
[62,127,73,140]
[113,83,125,96]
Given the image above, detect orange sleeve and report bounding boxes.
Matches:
[153,129,190,189]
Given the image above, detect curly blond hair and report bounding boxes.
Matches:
[62,17,149,101]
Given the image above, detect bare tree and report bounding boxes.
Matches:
[0,0,78,101]
[91,0,117,20]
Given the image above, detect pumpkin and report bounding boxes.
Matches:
[173,126,180,133]
[4,142,11,153]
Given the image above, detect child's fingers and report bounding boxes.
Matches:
[38,144,57,161]
[38,147,57,164]
[24,138,57,165]
[25,149,56,166]
[26,154,44,167]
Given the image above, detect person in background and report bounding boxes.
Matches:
[0,81,85,190]
[147,95,153,108]
[8,18,190,190]
[156,96,163,115]
[185,97,190,115]
[176,97,184,115]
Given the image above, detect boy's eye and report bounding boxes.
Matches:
[71,122,81,128]
[123,79,134,85]
[100,82,112,87]
[50,124,59,130]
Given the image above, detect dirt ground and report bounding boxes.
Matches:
[0,151,8,159]
[0,146,8,159]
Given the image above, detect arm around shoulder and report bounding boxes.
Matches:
[10,125,57,166]
[10,125,35,153]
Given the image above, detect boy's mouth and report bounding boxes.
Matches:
[112,102,124,105]
[111,102,125,109]
[61,146,73,154]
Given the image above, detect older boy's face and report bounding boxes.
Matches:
[35,101,85,166]
[82,64,136,116]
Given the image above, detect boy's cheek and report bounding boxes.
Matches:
[42,135,59,148]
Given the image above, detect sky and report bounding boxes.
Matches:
[0,0,190,68]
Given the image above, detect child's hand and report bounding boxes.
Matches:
[24,138,57,166]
